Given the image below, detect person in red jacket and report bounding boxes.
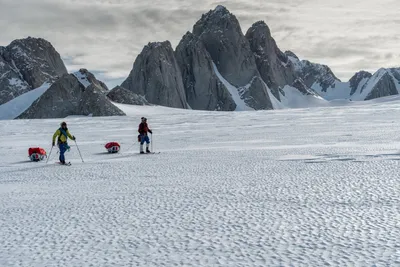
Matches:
[138,117,152,153]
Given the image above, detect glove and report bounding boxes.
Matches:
[72,136,76,141]
[52,142,55,147]
[149,130,153,134]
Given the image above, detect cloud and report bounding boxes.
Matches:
[0,0,398,86]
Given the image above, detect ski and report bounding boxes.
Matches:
[140,152,160,155]
[57,162,71,166]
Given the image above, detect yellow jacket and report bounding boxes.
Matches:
[53,128,74,143]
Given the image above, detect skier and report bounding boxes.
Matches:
[138,117,152,154]
[52,121,75,164]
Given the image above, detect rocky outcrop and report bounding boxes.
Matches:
[240,76,274,110]
[121,41,188,109]
[192,5,259,87]
[2,37,67,88]
[364,71,398,100]
[287,54,339,92]
[245,21,296,100]
[291,78,320,96]
[78,84,125,116]
[349,71,372,95]
[0,52,30,104]
[73,68,108,92]
[18,72,125,119]
[175,32,236,111]
[115,5,400,108]
[107,86,149,105]
[0,37,68,105]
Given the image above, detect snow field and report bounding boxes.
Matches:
[0,103,400,266]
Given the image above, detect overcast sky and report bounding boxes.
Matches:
[1,0,399,88]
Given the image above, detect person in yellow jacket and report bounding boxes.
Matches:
[52,121,75,164]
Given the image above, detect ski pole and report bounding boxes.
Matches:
[151,133,154,152]
[46,145,53,164]
[74,140,84,163]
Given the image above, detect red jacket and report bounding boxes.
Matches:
[138,122,152,135]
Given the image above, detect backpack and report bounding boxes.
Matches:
[57,127,69,144]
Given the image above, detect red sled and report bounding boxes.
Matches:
[28,147,47,161]
[105,142,120,153]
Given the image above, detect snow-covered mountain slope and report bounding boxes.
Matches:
[0,83,50,120]
[350,68,400,101]
[0,69,123,120]
[0,37,67,105]
[18,70,124,119]
[1,102,399,266]
[288,53,400,101]
[278,85,329,108]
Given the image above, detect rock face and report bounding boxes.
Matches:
[0,52,30,104]
[18,72,125,119]
[349,71,372,95]
[121,41,188,109]
[2,37,67,88]
[291,78,320,96]
[287,52,339,92]
[73,68,108,92]
[0,37,67,105]
[363,70,398,100]
[116,5,400,109]
[175,32,236,111]
[192,5,259,87]
[241,76,274,110]
[245,21,296,100]
[78,84,125,117]
[107,86,149,105]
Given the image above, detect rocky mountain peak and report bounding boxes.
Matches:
[204,5,231,19]
[245,20,295,100]
[121,40,188,109]
[2,36,67,89]
[349,70,372,95]
[175,31,236,111]
[72,68,108,91]
[248,21,272,38]
[18,72,125,119]
[192,5,259,88]
[284,51,299,60]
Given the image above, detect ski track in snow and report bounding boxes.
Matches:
[1,104,400,266]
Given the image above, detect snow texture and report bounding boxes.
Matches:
[0,83,50,120]
[72,71,91,88]
[0,102,400,266]
[279,85,328,108]
[311,81,351,100]
[212,62,254,111]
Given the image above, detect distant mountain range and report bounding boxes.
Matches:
[0,5,399,119]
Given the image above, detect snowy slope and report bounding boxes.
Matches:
[1,102,400,266]
[0,83,50,120]
[279,85,329,108]
[311,81,351,100]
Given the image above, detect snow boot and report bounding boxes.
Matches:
[146,144,151,153]
[140,144,144,154]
